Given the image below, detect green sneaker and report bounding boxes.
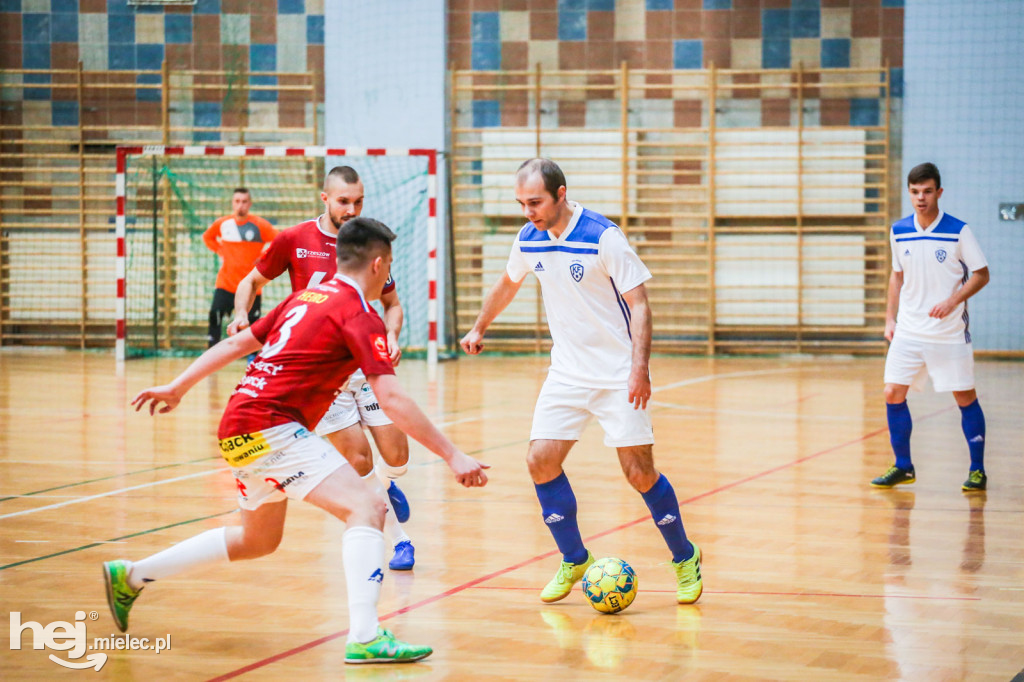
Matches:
[540,551,594,603]
[345,627,432,664]
[103,560,142,633]
[871,465,916,488]
[672,543,703,604]
[962,470,987,492]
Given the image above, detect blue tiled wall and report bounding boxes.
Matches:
[674,40,702,70]
[1,0,326,121]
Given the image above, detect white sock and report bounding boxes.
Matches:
[384,506,410,546]
[377,460,408,481]
[343,526,385,644]
[128,527,229,590]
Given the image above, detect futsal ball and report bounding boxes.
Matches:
[581,557,638,614]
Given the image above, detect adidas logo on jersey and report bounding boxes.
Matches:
[534,262,545,272]
[544,513,564,524]
[656,514,677,526]
[969,434,984,443]
[904,249,911,257]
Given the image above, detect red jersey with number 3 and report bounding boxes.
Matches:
[256,217,397,294]
[218,274,395,438]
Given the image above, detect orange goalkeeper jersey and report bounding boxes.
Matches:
[203,214,278,293]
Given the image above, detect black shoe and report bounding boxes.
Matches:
[871,465,915,488]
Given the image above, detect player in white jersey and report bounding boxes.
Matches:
[871,162,991,492]
[460,158,703,605]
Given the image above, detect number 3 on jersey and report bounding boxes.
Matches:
[260,304,308,359]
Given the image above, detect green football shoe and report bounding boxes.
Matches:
[962,470,987,492]
[103,560,142,633]
[345,627,433,664]
[672,543,703,605]
[540,551,594,603]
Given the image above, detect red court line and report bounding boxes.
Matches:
[466,585,981,601]
[776,392,821,406]
[207,404,955,681]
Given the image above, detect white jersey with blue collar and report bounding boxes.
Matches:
[506,202,652,389]
[890,210,987,344]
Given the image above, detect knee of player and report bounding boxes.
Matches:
[883,385,904,403]
[385,439,409,465]
[364,495,387,526]
[526,451,559,481]
[621,461,657,491]
[347,449,374,476]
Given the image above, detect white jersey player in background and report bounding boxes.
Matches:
[460,158,703,605]
[871,162,991,492]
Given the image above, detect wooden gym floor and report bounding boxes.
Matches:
[0,350,1022,681]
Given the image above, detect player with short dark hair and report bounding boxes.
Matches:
[104,216,489,664]
[461,158,703,605]
[229,166,418,570]
[872,162,991,491]
[201,188,277,347]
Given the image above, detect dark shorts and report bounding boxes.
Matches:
[208,288,261,346]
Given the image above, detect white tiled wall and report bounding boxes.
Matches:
[902,0,1024,351]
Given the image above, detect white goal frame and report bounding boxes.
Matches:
[115,144,439,366]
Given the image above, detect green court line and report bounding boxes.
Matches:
[0,456,220,504]
[0,509,237,571]
[0,401,514,504]
[0,436,525,570]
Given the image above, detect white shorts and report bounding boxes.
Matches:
[315,372,394,437]
[884,334,975,392]
[530,378,654,447]
[220,422,348,510]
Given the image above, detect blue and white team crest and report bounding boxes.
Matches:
[569,262,585,282]
[935,248,947,263]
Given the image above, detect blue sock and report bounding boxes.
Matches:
[534,472,588,565]
[641,474,693,563]
[887,401,913,471]
[959,399,986,473]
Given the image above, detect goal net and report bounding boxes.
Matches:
[115,146,438,364]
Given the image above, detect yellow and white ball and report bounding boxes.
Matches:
[581,557,638,614]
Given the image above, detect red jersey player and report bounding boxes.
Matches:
[104,217,488,664]
[229,166,418,571]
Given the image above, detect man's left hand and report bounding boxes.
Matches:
[627,369,651,410]
[929,297,957,319]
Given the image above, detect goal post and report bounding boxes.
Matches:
[115,145,439,367]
